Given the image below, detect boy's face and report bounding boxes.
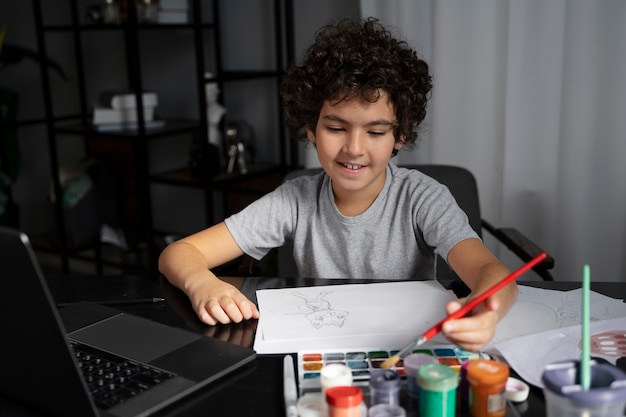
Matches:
[307,91,402,212]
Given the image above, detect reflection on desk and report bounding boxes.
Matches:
[4,275,625,417]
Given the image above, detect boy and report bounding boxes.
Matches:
[159,18,517,352]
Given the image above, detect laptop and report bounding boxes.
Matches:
[0,226,257,417]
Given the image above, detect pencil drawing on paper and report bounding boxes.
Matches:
[543,291,616,326]
[514,293,583,328]
[270,289,349,329]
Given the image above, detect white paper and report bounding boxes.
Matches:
[253,281,457,354]
[491,285,626,345]
[495,317,626,388]
[489,285,626,388]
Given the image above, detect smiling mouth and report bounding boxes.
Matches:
[341,163,363,170]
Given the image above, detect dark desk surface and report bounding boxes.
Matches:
[4,276,626,416]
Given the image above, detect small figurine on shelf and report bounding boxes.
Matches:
[188,73,225,178]
[136,0,159,23]
[103,0,121,24]
[225,122,247,174]
[205,72,227,164]
[225,120,256,175]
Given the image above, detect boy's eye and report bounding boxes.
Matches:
[327,126,345,132]
[369,131,385,136]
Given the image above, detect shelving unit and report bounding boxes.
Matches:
[32,0,293,274]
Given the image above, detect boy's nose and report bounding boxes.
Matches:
[343,131,365,156]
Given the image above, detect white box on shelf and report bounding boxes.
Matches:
[98,90,159,109]
[92,106,155,125]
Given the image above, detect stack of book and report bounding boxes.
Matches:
[157,0,189,24]
[92,90,163,132]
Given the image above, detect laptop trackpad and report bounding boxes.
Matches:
[68,314,200,363]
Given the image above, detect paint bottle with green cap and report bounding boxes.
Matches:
[416,363,459,417]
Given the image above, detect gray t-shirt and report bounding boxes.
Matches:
[224,163,479,280]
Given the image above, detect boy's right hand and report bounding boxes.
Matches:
[188,278,259,326]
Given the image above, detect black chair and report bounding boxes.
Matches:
[277,165,555,289]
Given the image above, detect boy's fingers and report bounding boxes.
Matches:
[197,306,218,326]
[445,300,463,315]
[233,294,259,320]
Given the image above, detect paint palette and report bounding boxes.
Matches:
[297,344,483,393]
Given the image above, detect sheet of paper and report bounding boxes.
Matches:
[491,285,626,345]
[495,316,626,388]
[489,285,626,388]
[253,281,457,354]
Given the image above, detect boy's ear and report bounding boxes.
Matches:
[393,140,404,151]
[306,128,316,143]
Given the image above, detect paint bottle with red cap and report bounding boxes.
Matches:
[326,386,366,417]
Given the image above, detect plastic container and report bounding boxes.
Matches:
[542,359,626,417]
[416,363,459,417]
[368,403,406,417]
[458,359,474,416]
[297,393,328,417]
[369,369,401,406]
[403,353,438,399]
[466,359,509,417]
[321,363,353,394]
[326,386,366,417]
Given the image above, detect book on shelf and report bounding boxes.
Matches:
[98,90,159,109]
[95,118,166,133]
[157,10,189,23]
[159,0,189,9]
[158,0,189,23]
[92,105,155,125]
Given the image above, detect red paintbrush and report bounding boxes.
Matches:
[381,252,548,369]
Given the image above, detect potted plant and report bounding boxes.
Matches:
[0,25,68,226]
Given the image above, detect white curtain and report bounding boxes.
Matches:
[361,0,626,282]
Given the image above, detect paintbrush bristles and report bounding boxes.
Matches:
[380,355,401,370]
[382,336,428,369]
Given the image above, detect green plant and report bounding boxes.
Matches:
[0,25,68,79]
[0,25,68,225]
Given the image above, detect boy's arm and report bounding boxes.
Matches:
[158,222,259,325]
[442,238,518,351]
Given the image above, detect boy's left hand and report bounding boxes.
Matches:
[440,297,499,352]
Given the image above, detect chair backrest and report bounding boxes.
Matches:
[405,165,482,237]
[278,165,481,286]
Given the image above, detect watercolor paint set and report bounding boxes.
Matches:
[297,344,484,394]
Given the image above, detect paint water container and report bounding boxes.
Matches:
[466,359,509,417]
[326,386,367,417]
[542,359,626,417]
[458,359,474,416]
[416,363,459,417]
[403,353,438,399]
[369,369,401,406]
[297,393,328,417]
[321,363,353,394]
[367,403,406,417]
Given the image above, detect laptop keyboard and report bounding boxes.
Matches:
[69,340,176,409]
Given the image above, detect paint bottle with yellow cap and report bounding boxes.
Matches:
[466,359,509,417]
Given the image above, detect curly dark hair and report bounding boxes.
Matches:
[280,17,432,148]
